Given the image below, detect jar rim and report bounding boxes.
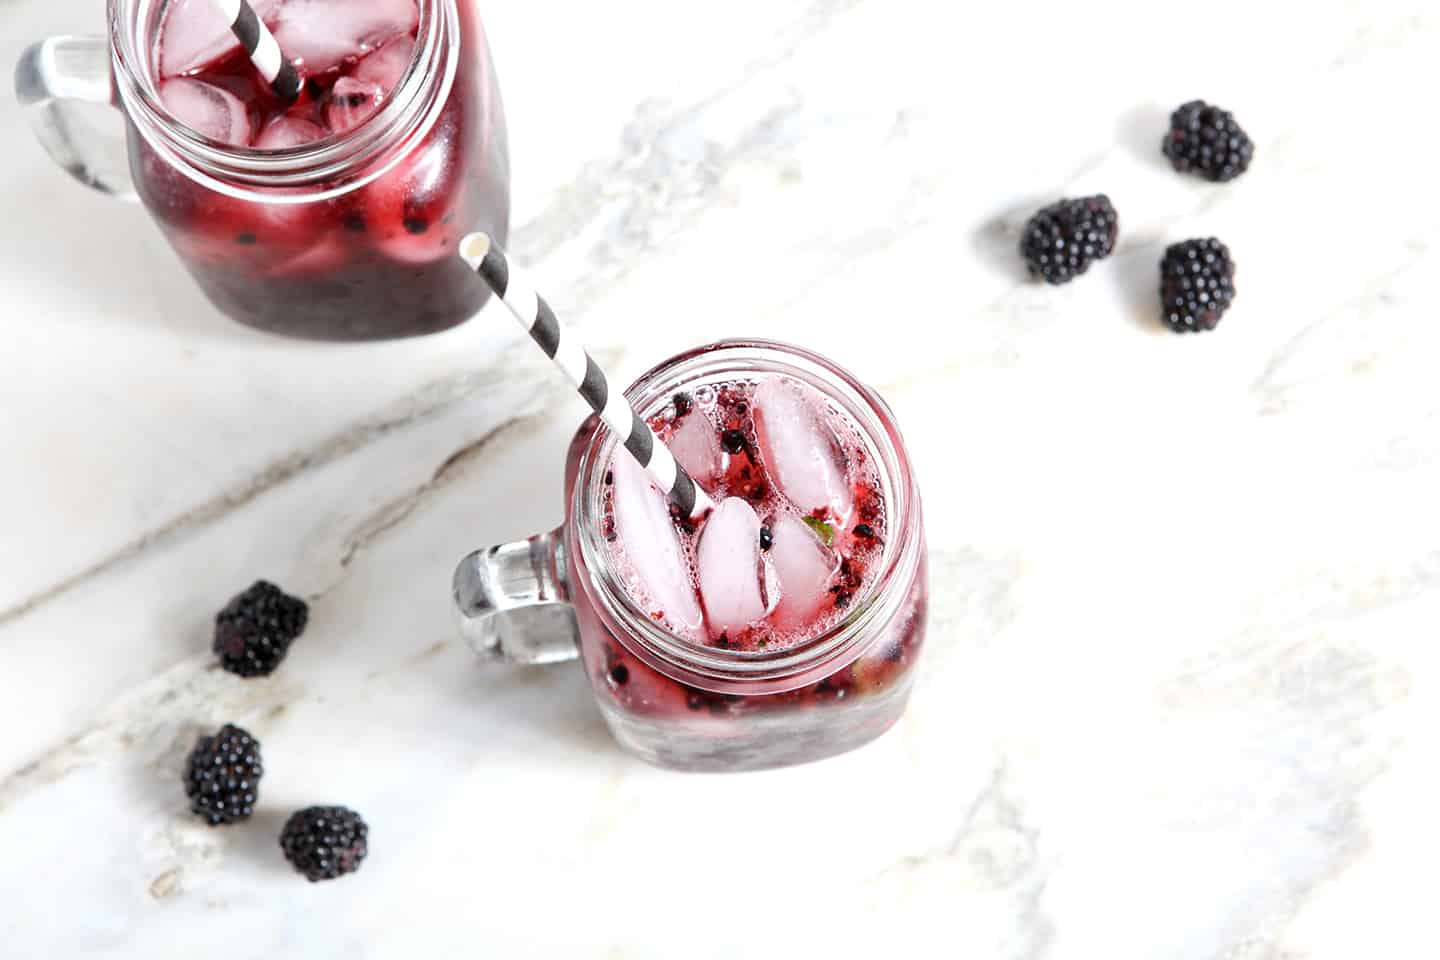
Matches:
[107,0,456,198]
[569,339,924,693]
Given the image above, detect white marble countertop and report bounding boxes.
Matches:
[3,0,1437,955]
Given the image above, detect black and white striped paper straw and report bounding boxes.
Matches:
[207,0,302,101]
[459,233,714,521]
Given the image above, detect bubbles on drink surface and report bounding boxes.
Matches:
[605,376,887,652]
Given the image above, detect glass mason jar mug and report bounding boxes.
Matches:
[16,0,509,340]
[454,341,929,772]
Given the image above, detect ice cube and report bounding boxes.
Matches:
[324,77,385,134]
[359,130,463,265]
[752,378,853,519]
[767,513,838,632]
[696,497,768,637]
[158,0,282,77]
[666,413,724,488]
[353,35,416,92]
[610,451,704,639]
[272,0,419,74]
[159,79,252,146]
[253,116,326,149]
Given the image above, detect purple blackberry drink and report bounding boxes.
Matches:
[18,0,509,340]
[455,341,929,772]
[603,376,890,653]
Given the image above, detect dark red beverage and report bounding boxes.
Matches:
[128,0,508,339]
[564,344,930,770]
[448,341,927,770]
[592,376,925,720]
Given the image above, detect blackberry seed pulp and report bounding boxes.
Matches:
[132,0,509,339]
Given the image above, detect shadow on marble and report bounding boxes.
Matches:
[1116,102,1173,171]
[1111,243,1171,336]
[2,161,254,344]
[110,715,278,888]
[461,657,621,760]
[219,808,297,879]
[968,195,1059,285]
[125,719,205,819]
[304,557,622,762]
[344,579,621,762]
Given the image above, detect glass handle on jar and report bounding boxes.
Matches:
[452,527,581,665]
[15,36,137,200]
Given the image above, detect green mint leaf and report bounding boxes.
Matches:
[802,516,836,547]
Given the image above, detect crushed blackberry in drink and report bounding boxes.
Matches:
[603,376,889,653]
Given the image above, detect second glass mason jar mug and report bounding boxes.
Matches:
[16,0,509,340]
[454,341,929,772]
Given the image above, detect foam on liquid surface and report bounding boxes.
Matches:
[604,376,886,652]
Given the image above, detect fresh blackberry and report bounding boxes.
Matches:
[183,724,262,826]
[1163,100,1254,182]
[721,429,747,454]
[280,806,369,882]
[1019,195,1119,284]
[213,580,309,678]
[1160,238,1236,332]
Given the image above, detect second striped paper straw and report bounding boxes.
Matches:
[207,0,302,101]
[459,233,713,521]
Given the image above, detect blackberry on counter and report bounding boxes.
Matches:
[1160,238,1236,332]
[1163,100,1254,182]
[280,806,369,882]
[184,724,263,826]
[213,580,309,678]
[1019,195,1119,284]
